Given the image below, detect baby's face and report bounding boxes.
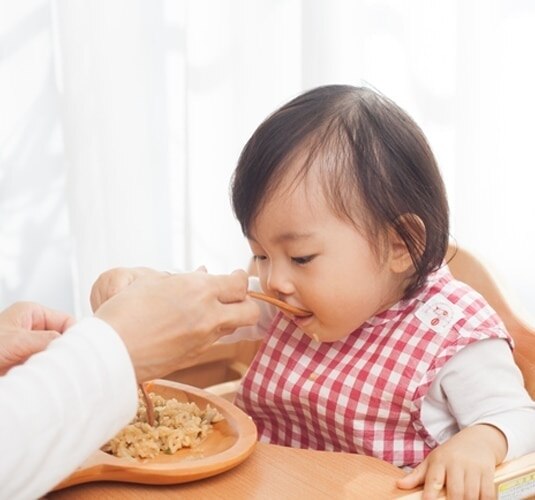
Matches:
[248,169,405,343]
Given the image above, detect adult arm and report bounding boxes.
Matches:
[0,270,259,499]
[0,317,137,500]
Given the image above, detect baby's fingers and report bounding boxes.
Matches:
[397,460,447,500]
[397,462,427,490]
[468,467,495,500]
[421,462,449,500]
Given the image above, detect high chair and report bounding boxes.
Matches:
[205,245,535,498]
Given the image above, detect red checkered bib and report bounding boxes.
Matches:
[235,267,512,467]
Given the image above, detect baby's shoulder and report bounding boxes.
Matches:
[414,270,510,344]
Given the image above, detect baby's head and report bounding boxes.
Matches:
[232,85,449,341]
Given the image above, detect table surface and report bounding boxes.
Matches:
[47,442,415,499]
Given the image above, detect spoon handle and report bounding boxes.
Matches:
[140,382,155,426]
[247,291,309,317]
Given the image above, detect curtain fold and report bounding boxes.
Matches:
[54,0,173,314]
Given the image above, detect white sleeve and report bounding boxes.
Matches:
[0,317,138,500]
[421,338,535,461]
[216,276,276,344]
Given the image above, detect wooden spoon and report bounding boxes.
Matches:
[247,291,310,317]
[139,382,155,426]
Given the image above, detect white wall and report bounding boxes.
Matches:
[1,0,534,320]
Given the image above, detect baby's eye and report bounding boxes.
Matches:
[291,255,315,265]
[252,255,267,261]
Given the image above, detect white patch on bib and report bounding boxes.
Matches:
[415,294,464,334]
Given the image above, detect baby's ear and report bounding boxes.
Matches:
[388,214,425,274]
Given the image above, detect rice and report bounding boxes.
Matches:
[102,390,224,460]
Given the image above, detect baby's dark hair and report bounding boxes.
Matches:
[231,85,449,298]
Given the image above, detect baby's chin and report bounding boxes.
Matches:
[302,326,354,344]
[292,313,361,343]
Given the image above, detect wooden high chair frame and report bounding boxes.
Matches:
[204,245,535,498]
[446,246,535,399]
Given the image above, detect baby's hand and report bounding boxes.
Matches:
[397,424,507,499]
[90,267,168,312]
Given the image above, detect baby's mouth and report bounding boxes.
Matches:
[289,313,320,341]
[291,310,313,322]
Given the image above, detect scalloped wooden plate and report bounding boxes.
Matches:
[53,380,257,490]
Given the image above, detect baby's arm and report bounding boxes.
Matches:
[398,338,535,499]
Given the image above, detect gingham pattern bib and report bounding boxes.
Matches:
[235,267,512,467]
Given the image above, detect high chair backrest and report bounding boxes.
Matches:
[446,245,535,399]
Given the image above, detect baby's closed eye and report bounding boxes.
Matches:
[291,255,316,265]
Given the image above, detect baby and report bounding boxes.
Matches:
[229,85,535,498]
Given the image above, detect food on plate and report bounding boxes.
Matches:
[102,389,224,460]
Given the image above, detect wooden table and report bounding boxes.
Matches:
[47,442,412,499]
[44,375,535,500]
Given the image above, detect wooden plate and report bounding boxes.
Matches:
[53,380,257,490]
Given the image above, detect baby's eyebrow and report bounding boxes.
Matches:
[273,232,315,244]
[248,231,315,245]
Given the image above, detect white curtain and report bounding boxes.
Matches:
[1,0,534,318]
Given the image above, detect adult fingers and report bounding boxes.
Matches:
[24,329,61,348]
[211,299,260,336]
[90,273,110,312]
[0,302,39,328]
[215,270,250,304]
[90,268,134,312]
[0,329,58,375]
[30,307,74,333]
[1,302,73,333]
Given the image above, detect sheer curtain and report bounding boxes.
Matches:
[1,0,534,318]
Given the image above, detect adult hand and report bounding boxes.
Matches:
[90,266,167,312]
[93,269,259,382]
[0,302,74,375]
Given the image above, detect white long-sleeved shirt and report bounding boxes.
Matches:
[423,338,535,461]
[0,317,138,500]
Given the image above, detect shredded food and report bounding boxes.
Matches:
[102,390,224,460]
